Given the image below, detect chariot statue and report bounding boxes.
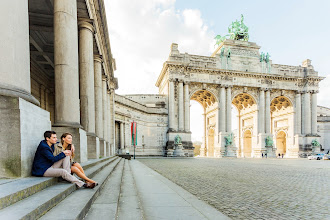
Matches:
[265,136,273,147]
[215,14,249,47]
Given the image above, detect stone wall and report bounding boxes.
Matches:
[114,94,168,156]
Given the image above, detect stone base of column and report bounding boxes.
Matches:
[0,83,40,106]
[0,96,51,178]
[200,147,206,157]
[52,126,87,163]
[106,142,111,157]
[99,138,106,157]
[87,133,99,159]
[253,133,268,158]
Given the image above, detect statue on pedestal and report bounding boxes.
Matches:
[173,135,185,157]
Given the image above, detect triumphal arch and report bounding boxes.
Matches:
[155,16,324,158]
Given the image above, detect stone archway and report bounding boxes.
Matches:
[190,89,218,157]
[232,93,257,157]
[271,96,293,157]
[276,131,286,156]
[207,128,215,157]
[243,130,252,158]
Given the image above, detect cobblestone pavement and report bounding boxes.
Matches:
[139,158,330,220]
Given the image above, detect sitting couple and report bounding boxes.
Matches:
[32,131,97,189]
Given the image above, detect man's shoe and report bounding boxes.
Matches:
[83,182,96,189]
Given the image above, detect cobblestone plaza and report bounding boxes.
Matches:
[139,158,330,219]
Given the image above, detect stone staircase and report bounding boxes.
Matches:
[0,156,144,219]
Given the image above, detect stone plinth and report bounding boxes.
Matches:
[87,134,99,159]
[0,96,51,177]
[225,145,237,157]
[173,143,185,157]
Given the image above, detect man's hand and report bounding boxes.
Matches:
[71,145,75,153]
[63,150,72,156]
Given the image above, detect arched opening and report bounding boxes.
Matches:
[190,89,218,157]
[207,128,215,157]
[276,131,286,157]
[243,130,252,158]
[271,96,293,157]
[232,93,258,157]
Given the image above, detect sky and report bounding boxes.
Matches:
[104,0,330,142]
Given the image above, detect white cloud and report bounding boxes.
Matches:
[105,0,214,94]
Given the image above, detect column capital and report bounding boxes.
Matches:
[178,79,184,83]
[311,90,319,94]
[295,90,303,95]
[94,54,103,63]
[168,78,175,82]
[78,19,95,33]
[225,85,233,89]
[258,87,266,92]
[184,81,190,85]
[265,88,272,92]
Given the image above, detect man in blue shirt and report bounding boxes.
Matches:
[32,131,95,189]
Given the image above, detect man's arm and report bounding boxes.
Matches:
[41,146,66,163]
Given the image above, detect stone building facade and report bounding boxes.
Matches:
[115,39,330,158]
[0,0,117,177]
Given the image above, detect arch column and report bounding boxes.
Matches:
[265,89,271,134]
[219,86,226,133]
[303,92,311,134]
[184,82,190,132]
[53,0,80,126]
[311,91,318,135]
[178,80,184,131]
[295,92,302,135]
[168,79,175,131]
[226,86,232,132]
[78,19,95,134]
[258,89,265,134]
[120,122,125,152]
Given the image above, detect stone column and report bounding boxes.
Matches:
[78,19,95,133]
[107,90,111,156]
[120,122,124,151]
[184,82,190,132]
[311,91,318,135]
[110,89,115,155]
[258,89,265,134]
[40,85,46,109]
[303,92,311,134]
[94,55,103,138]
[200,113,207,156]
[226,86,232,132]
[265,90,271,134]
[295,92,302,135]
[178,80,184,131]
[54,0,80,126]
[102,78,108,142]
[169,79,175,131]
[0,0,38,105]
[219,86,226,133]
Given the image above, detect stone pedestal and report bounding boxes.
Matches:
[165,131,193,157]
[52,127,87,163]
[87,134,99,159]
[225,145,237,157]
[173,143,185,157]
[265,146,276,158]
[0,96,51,177]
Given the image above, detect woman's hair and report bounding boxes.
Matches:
[61,132,75,158]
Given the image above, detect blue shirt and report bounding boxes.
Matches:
[32,140,66,176]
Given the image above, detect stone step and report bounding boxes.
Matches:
[0,156,114,210]
[117,160,144,220]
[39,157,123,220]
[0,157,118,219]
[84,159,125,220]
